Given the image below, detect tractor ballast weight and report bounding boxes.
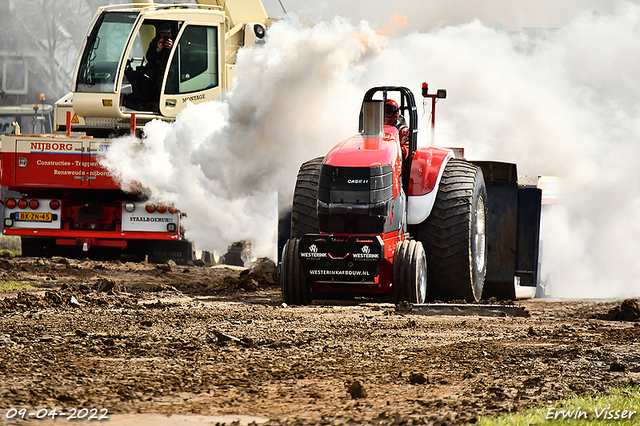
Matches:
[472,161,542,299]
[281,84,541,305]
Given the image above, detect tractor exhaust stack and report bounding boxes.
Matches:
[362,100,383,137]
[362,100,383,150]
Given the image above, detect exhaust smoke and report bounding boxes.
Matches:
[103,3,640,299]
[101,17,387,260]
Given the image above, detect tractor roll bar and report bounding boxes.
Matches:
[359,86,418,191]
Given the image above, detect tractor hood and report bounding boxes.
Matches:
[323,126,401,169]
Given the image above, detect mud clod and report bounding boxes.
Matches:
[409,372,428,384]
[610,362,627,372]
[347,380,367,399]
[156,260,177,272]
[395,301,413,314]
[94,278,117,292]
[250,257,278,285]
[598,299,640,322]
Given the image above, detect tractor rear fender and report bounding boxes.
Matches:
[406,148,453,225]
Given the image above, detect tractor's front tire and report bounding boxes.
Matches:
[291,157,324,238]
[419,159,487,302]
[393,240,427,304]
[280,239,313,305]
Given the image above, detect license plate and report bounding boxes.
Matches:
[14,212,53,222]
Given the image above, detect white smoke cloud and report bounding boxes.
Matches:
[101,16,387,259]
[383,4,640,299]
[103,3,640,299]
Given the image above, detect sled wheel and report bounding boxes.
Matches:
[393,240,427,304]
[419,159,487,302]
[291,157,324,238]
[280,238,313,305]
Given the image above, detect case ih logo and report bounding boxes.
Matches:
[30,142,74,152]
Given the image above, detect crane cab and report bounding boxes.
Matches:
[69,3,266,136]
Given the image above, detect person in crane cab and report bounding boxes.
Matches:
[384,99,410,160]
[146,22,174,81]
[123,22,174,111]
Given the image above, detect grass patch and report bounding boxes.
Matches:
[479,386,640,425]
[0,281,33,292]
[0,235,21,257]
[0,249,20,258]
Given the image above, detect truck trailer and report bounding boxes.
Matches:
[0,0,271,263]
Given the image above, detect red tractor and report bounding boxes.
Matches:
[280,84,541,305]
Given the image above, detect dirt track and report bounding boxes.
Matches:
[0,256,639,425]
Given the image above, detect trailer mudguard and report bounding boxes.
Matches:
[472,161,542,299]
[515,185,543,286]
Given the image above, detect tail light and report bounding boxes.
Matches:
[168,206,178,214]
[29,200,39,210]
[49,200,60,210]
[145,204,155,213]
[5,199,16,209]
[18,199,28,209]
[157,205,167,214]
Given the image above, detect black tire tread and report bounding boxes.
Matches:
[291,157,324,238]
[393,240,426,304]
[281,239,313,305]
[419,159,486,302]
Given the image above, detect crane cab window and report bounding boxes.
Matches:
[165,25,219,95]
[122,20,180,111]
[123,24,148,75]
[76,12,138,93]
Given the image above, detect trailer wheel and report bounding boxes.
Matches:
[291,157,324,238]
[393,240,427,304]
[419,159,487,302]
[280,238,313,305]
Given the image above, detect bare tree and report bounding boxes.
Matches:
[0,0,100,104]
[0,0,185,105]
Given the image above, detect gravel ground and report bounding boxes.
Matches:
[0,256,639,425]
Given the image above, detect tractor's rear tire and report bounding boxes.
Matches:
[291,157,324,238]
[418,159,487,302]
[393,240,427,304]
[280,238,313,305]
